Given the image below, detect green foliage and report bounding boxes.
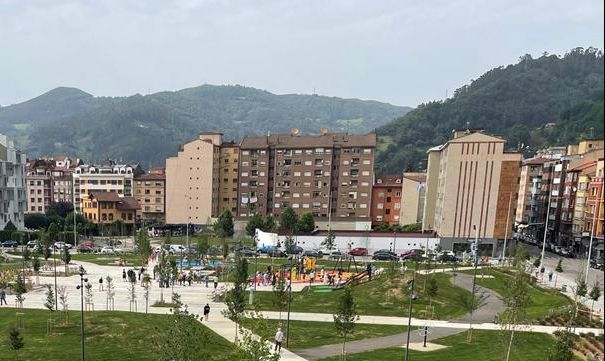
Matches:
[44,284,56,312]
[575,274,588,298]
[4,221,17,232]
[333,286,359,356]
[272,270,288,317]
[321,229,336,250]
[233,310,280,361]
[400,222,422,232]
[283,236,295,252]
[3,85,409,166]
[279,208,298,233]
[31,252,41,273]
[297,212,315,234]
[46,202,74,218]
[214,209,234,238]
[22,247,31,262]
[375,48,604,172]
[47,223,59,243]
[427,277,439,301]
[43,245,52,261]
[546,330,574,361]
[533,257,541,268]
[24,213,49,230]
[589,282,601,302]
[61,247,71,266]
[245,213,275,238]
[223,254,248,326]
[8,327,24,352]
[555,259,563,273]
[14,274,27,306]
[135,229,152,261]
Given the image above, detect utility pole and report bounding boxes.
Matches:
[404,278,415,361]
[501,192,513,262]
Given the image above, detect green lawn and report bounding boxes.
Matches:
[70,253,144,267]
[250,272,471,319]
[240,319,408,350]
[464,268,572,319]
[0,308,233,361]
[318,330,577,361]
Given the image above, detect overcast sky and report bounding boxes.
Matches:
[1,0,603,107]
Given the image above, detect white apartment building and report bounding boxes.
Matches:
[0,134,27,229]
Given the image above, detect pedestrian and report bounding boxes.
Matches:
[153,265,158,280]
[213,275,219,289]
[98,277,104,291]
[205,274,209,288]
[122,269,127,282]
[203,303,211,321]
[274,327,284,352]
[548,270,553,282]
[0,288,7,305]
[366,263,372,281]
[309,270,315,285]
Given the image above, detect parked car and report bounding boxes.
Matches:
[436,253,460,263]
[329,250,347,260]
[268,249,287,258]
[348,247,368,256]
[257,245,276,254]
[285,246,304,255]
[79,241,96,248]
[239,248,258,257]
[99,246,115,254]
[302,250,320,258]
[400,249,424,261]
[372,252,399,261]
[53,242,72,250]
[26,241,40,250]
[169,244,188,255]
[77,245,95,253]
[1,240,18,248]
[589,258,604,271]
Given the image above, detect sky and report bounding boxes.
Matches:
[1,0,603,107]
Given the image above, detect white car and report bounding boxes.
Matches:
[169,244,188,255]
[99,247,115,254]
[53,242,72,250]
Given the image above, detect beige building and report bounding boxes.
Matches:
[422,130,522,249]
[399,172,426,226]
[165,132,239,225]
[134,171,166,223]
[73,162,143,210]
[514,157,549,224]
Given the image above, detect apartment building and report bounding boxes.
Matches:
[25,156,80,213]
[422,130,522,255]
[585,159,604,257]
[515,157,549,225]
[82,191,140,233]
[370,175,402,226]
[134,171,166,223]
[238,132,375,230]
[73,162,144,211]
[0,134,27,229]
[399,172,426,226]
[165,132,239,225]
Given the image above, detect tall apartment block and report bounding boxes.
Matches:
[25,156,80,213]
[73,162,144,211]
[399,172,426,226]
[238,132,375,230]
[0,134,27,229]
[422,130,522,255]
[585,159,604,258]
[165,132,239,225]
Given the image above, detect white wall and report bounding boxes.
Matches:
[278,234,440,254]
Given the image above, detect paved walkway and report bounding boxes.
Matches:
[0,254,306,361]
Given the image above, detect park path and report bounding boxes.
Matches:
[0,253,306,361]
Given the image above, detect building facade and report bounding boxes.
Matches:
[134,171,166,223]
[0,134,26,229]
[165,132,239,225]
[399,172,426,227]
[370,175,402,226]
[422,130,522,254]
[82,192,140,233]
[238,132,376,230]
[25,156,79,213]
[73,162,143,211]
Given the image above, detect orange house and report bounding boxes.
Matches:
[82,192,140,229]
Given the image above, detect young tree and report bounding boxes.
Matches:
[22,248,31,262]
[31,251,41,285]
[532,257,541,268]
[44,284,56,313]
[14,274,27,308]
[136,229,152,264]
[554,259,563,288]
[143,273,151,314]
[272,270,288,321]
[47,223,59,244]
[234,309,280,361]
[105,276,115,310]
[127,278,137,312]
[58,286,69,324]
[84,282,94,310]
[333,286,359,359]
[214,209,234,238]
[43,245,52,261]
[321,229,336,250]
[499,247,531,361]
[152,292,211,361]
[283,235,295,253]
[426,277,438,308]
[8,327,24,356]
[588,282,601,320]
[296,212,315,234]
[279,208,298,234]
[546,330,574,361]
[61,247,71,274]
[222,254,248,342]
[264,216,276,232]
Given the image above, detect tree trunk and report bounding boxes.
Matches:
[341,335,347,361]
[505,312,517,361]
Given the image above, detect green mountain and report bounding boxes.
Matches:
[375,47,604,173]
[0,85,411,166]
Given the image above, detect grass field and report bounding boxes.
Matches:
[463,268,572,319]
[70,253,144,267]
[240,319,408,350]
[250,272,471,319]
[0,308,233,361]
[318,330,578,361]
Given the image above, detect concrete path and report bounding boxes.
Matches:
[0,254,306,361]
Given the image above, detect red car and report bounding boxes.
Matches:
[79,241,96,248]
[348,247,368,256]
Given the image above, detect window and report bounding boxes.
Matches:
[377,203,384,209]
[350,169,359,177]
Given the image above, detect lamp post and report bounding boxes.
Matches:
[76,265,88,361]
[404,278,415,361]
[53,245,58,310]
[468,225,480,343]
[286,266,293,348]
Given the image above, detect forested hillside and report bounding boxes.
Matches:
[0,85,410,166]
[375,47,604,173]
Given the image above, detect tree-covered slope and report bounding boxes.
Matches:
[375,47,604,173]
[0,85,410,166]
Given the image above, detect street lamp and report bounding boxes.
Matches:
[286,265,293,348]
[404,278,415,361]
[76,265,88,361]
[53,245,58,310]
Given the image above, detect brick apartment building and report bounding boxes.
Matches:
[370,175,402,226]
[238,132,376,230]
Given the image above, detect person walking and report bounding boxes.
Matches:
[548,270,553,282]
[203,303,210,321]
[309,270,315,285]
[274,327,284,353]
[122,269,127,282]
[98,277,104,291]
[213,275,219,289]
[0,288,7,305]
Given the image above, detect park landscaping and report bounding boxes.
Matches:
[317,330,580,361]
[250,272,471,319]
[240,318,408,350]
[0,308,234,361]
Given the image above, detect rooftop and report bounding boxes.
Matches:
[88,192,140,210]
[241,132,376,149]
